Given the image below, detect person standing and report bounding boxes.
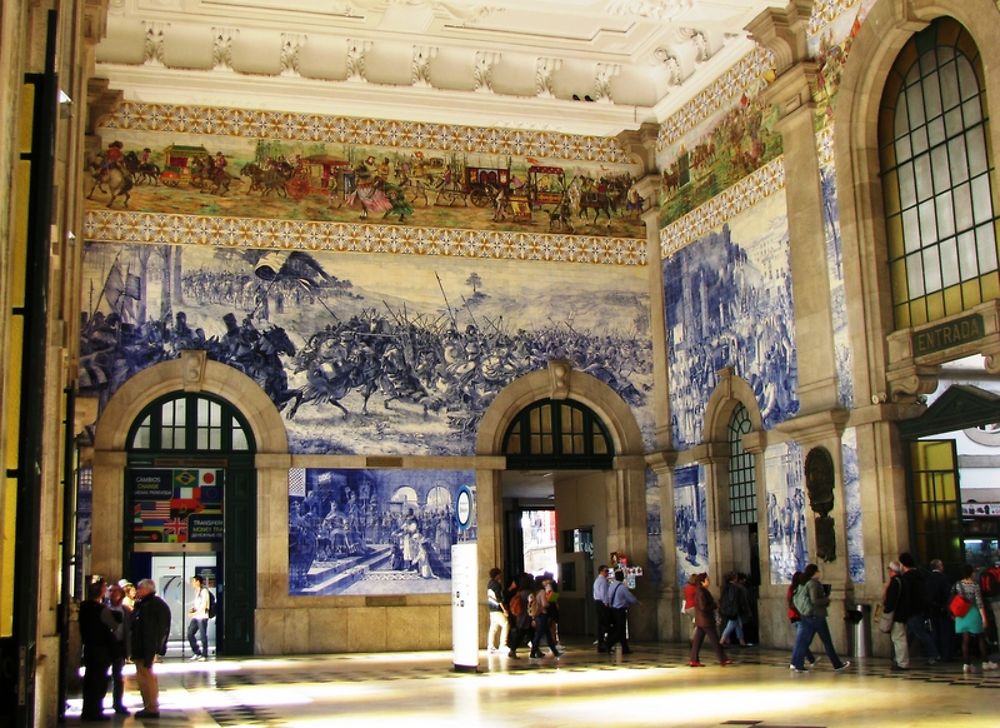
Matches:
[925,559,954,662]
[899,552,941,665]
[187,575,211,661]
[689,573,732,667]
[719,571,750,647]
[883,560,909,669]
[131,578,171,719]
[593,564,611,653]
[529,576,562,659]
[605,570,638,655]
[682,572,699,643]
[485,567,508,653]
[105,582,132,715]
[78,578,114,721]
[506,574,534,659]
[789,563,850,673]
[953,563,998,672]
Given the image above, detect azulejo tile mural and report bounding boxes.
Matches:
[88,103,648,240]
[80,242,655,455]
[765,442,809,584]
[674,465,708,588]
[288,468,473,596]
[663,189,799,450]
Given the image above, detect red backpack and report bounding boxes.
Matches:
[508,592,524,617]
[981,566,1000,598]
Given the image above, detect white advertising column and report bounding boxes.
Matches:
[451,542,479,671]
[451,484,478,672]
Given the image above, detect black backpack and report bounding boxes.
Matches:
[207,589,217,619]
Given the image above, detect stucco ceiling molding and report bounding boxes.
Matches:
[84,210,647,266]
[98,100,631,165]
[659,154,784,258]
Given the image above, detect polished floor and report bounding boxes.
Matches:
[66,641,999,727]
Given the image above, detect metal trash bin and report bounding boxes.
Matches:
[844,604,871,657]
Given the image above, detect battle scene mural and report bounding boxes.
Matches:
[288,468,472,596]
[79,243,654,455]
[842,428,865,583]
[663,191,799,449]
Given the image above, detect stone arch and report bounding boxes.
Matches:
[702,367,764,446]
[476,360,644,457]
[89,352,288,578]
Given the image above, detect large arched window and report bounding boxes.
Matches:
[728,403,757,526]
[502,399,614,469]
[127,393,254,453]
[880,17,997,329]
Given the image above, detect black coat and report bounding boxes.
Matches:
[131,594,171,663]
[79,600,114,664]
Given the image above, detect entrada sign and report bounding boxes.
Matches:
[913,313,985,356]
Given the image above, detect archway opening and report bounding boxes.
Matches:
[125,391,257,657]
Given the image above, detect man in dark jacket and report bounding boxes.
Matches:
[925,559,953,661]
[899,552,941,665]
[78,578,114,721]
[131,578,171,719]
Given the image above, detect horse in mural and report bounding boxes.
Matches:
[189,154,239,195]
[87,161,134,209]
[122,151,161,186]
[245,325,301,412]
[567,176,627,227]
[240,159,294,196]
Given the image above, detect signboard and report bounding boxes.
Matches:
[131,468,224,544]
[451,542,479,672]
[913,314,985,356]
[455,485,474,531]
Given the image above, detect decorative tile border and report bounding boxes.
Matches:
[659,156,785,258]
[656,45,775,151]
[84,210,647,267]
[101,102,629,165]
[807,0,864,37]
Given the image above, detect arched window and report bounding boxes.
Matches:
[879,17,997,329]
[728,403,757,526]
[127,393,253,452]
[503,399,614,469]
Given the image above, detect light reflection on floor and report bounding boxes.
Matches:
[66,643,998,727]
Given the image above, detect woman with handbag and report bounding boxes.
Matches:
[953,564,997,672]
[787,571,816,668]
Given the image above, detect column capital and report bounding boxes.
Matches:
[745,0,815,76]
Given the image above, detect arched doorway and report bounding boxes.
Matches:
[124,391,255,656]
[90,352,289,656]
[475,362,649,640]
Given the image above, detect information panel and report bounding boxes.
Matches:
[451,542,479,672]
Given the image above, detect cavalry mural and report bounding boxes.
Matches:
[85,128,647,239]
[79,243,654,455]
[288,468,472,596]
[663,191,799,450]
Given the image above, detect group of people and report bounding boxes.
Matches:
[78,574,214,720]
[485,568,566,659]
[78,577,171,721]
[881,553,999,672]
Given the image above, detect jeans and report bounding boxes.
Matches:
[791,615,845,670]
[188,617,209,657]
[905,615,940,661]
[721,616,744,644]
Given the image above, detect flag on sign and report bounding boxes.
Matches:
[164,518,188,542]
[199,470,217,486]
[137,500,170,524]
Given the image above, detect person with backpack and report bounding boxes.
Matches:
[187,575,212,661]
[789,563,850,673]
[529,575,562,659]
[719,571,750,647]
[786,571,816,668]
[980,560,1000,649]
[953,563,997,672]
[506,574,533,659]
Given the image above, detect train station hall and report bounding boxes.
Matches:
[1,0,999,725]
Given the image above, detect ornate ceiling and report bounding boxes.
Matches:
[96,0,777,136]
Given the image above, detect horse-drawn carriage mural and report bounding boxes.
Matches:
[85,113,647,238]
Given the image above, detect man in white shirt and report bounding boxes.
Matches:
[593,564,610,653]
[187,575,211,660]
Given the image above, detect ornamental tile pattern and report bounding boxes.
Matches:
[656,45,774,151]
[659,156,785,258]
[101,102,628,165]
[84,211,647,267]
[807,0,864,37]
